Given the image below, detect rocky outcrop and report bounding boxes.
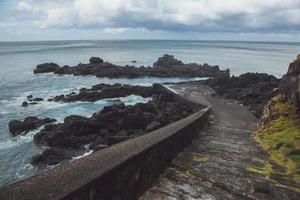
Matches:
[203,73,280,118]
[31,148,80,166]
[8,116,56,136]
[22,95,44,107]
[256,55,300,182]
[32,84,199,165]
[48,84,153,102]
[279,55,300,111]
[153,54,184,67]
[33,55,230,78]
[33,63,59,74]
[89,57,103,64]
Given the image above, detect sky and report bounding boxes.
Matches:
[0,0,300,41]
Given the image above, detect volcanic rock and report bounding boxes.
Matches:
[33,55,230,78]
[33,63,60,74]
[9,116,56,136]
[203,73,280,118]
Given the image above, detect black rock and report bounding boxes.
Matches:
[203,73,280,118]
[31,147,79,166]
[8,116,56,136]
[33,98,44,102]
[33,84,200,161]
[22,101,29,107]
[89,57,104,64]
[33,55,230,78]
[153,54,183,67]
[34,63,59,74]
[48,84,153,103]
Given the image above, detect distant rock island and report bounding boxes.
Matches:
[33,54,230,78]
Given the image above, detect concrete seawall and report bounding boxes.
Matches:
[0,86,210,200]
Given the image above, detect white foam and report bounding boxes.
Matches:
[0,128,42,150]
[163,85,179,94]
[71,150,93,160]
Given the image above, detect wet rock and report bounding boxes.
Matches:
[22,101,28,107]
[89,57,104,64]
[33,63,59,74]
[22,96,44,106]
[31,147,79,166]
[8,116,56,136]
[32,98,44,102]
[33,84,200,165]
[48,84,153,103]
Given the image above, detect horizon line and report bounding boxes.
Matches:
[1,38,300,44]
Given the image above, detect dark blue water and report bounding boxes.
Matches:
[0,40,300,187]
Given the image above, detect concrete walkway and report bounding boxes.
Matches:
[141,83,300,200]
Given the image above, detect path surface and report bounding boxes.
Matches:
[141,83,300,200]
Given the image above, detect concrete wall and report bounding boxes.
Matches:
[0,86,210,200]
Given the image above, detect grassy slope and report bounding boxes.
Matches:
[255,96,300,182]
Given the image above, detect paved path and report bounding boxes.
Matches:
[141,83,300,200]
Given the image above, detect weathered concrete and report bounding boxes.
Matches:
[141,83,300,200]
[0,87,210,200]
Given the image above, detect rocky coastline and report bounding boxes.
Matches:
[48,83,153,103]
[33,54,230,78]
[11,84,200,166]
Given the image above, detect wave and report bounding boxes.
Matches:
[0,128,42,150]
[0,95,151,151]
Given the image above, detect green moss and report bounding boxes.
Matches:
[256,116,300,182]
[193,156,208,163]
[247,158,300,193]
[247,159,274,178]
[177,169,196,178]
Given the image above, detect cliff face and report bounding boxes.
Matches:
[257,55,300,182]
[279,54,300,110]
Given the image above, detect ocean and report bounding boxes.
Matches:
[0,40,299,187]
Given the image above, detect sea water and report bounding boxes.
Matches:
[0,40,300,187]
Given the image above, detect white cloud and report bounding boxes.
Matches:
[11,0,300,32]
[16,1,33,12]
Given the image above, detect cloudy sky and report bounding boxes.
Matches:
[1,0,300,41]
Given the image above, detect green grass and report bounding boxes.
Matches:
[255,101,300,181]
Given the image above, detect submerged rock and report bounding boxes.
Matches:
[22,96,44,107]
[8,116,56,136]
